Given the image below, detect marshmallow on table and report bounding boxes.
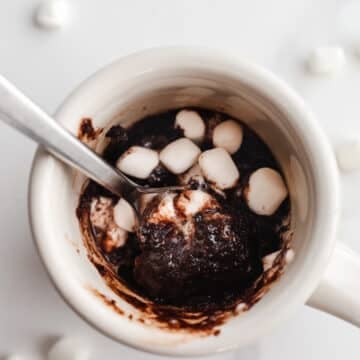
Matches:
[198,148,240,189]
[307,46,345,76]
[160,138,201,174]
[113,198,137,232]
[212,120,243,154]
[175,110,206,143]
[245,167,288,216]
[116,146,159,179]
[48,336,91,360]
[336,140,360,171]
[34,0,70,30]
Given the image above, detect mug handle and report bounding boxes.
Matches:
[307,242,360,327]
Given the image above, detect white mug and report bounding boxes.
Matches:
[29,47,360,356]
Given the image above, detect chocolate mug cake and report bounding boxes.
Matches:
[77,108,292,331]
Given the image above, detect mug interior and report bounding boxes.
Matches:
[29,48,338,356]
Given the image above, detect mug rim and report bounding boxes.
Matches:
[28,47,340,356]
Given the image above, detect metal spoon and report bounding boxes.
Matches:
[0,75,185,207]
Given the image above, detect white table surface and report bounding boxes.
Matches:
[0,0,359,359]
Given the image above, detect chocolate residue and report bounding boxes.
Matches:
[91,288,124,315]
[76,108,292,335]
[78,118,103,142]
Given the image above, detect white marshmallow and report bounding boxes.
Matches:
[179,164,204,185]
[104,226,128,252]
[198,148,240,189]
[148,193,177,224]
[175,110,206,143]
[160,138,201,174]
[175,190,214,216]
[139,193,158,213]
[35,0,70,30]
[236,303,248,312]
[113,198,137,232]
[90,197,113,230]
[245,168,288,216]
[336,140,360,171]
[285,249,295,264]
[262,250,281,271]
[213,120,243,154]
[48,337,91,360]
[116,146,159,179]
[307,46,345,76]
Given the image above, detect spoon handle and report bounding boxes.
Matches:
[0,75,135,197]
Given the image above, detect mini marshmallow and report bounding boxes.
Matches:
[175,190,214,216]
[245,168,288,216]
[148,193,177,224]
[116,146,159,179]
[139,193,158,213]
[307,46,345,76]
[160,138,201,174]
[35,0,70,30]
[262,250,281,271]
[113,198,137,232]
[104,226,128,252]
[198,148,240,189]
[285,249,295,264]
[213,120,243,154]
[336,140,360,171]
[90,197,113,230]
[236,303,248,312]
[179,164,204,185]
[48,336,91,360]
[175,110,206,143]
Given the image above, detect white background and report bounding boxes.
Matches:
[0,0,359,359]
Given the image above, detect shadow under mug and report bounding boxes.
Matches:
[29,47,360,356]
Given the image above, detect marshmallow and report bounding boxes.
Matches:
[90,197,113,230]
[160,138,201,174]
[336,140,360,171]
[236,303,248,312]
[34,0,70,30]
[48,337,91,360]
[175,190,215,216]
[198,148,240,189]
[175,110,206,143]
[139,193,158,213]
[113,198,137,232]
[245,168,288,216]
[285,249,295,264]
[213,120,243,154]
[116,146,159,179]
[179,164,204,185]
[104,226,128,252]
[262,250,281,271]
[307,46,345,76]
[148,193,177,224]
